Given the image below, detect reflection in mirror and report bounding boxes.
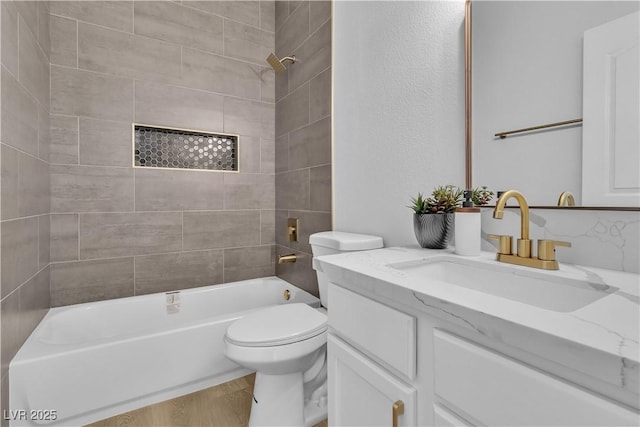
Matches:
[471,1,639,207]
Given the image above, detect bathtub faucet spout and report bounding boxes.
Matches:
[278,254,297,264]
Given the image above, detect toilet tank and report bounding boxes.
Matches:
[309,231,384,307]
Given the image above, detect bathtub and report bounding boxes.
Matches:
[9,276,319,427]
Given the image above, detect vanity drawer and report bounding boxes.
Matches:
[328,283,416,379]
[433,330,638,426]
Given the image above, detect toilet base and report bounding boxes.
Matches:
[249,372,304,427]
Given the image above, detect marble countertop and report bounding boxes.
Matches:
[316,247,640,398]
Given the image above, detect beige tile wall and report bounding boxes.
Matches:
[48,1,277,307]
[274,1,332,297]
[1,2,51,425]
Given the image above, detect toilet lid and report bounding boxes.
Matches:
[226,303,327,347]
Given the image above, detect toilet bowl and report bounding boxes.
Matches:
[223,231,383,427]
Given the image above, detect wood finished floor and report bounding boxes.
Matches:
[87,374,328,427]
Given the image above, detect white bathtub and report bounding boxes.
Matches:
[9,277,319,427]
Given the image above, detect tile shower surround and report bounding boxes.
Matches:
[1,1,52,423]
[274,1,333,294]
[48,1,280,307]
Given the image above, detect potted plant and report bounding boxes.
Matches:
[409,185,463,249]
[471,186,494,206]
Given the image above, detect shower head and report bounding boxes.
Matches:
[267,53,296,74]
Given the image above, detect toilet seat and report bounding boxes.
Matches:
[225,303,327,347]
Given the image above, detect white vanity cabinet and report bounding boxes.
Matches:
[327,282,640,427]
[328,284,418,426]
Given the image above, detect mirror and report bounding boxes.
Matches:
[470,1,639,208]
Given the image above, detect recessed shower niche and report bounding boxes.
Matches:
[134,124,239,171]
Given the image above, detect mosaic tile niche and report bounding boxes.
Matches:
[134,125,239,171]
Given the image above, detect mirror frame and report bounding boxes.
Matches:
[463,0,639,211]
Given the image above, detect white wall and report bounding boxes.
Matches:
[333,1,466,246]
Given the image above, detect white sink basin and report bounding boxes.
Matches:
[388,257,618,312]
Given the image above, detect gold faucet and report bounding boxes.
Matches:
[489,190,571,270]
[557,191,576,206]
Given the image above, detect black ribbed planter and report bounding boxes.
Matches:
[413,213,454,249]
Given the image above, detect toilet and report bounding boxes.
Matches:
[223,231,384,427]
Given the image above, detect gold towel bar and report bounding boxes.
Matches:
[495,118,582,139]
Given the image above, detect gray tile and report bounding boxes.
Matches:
[275,1,289,32]
[1,67,38,156]
[224,173,274,210]
[37,1,50,58]
[1,371,9,426]
[275,2,308,58]
[50,258,134,306]
[275,134,289,173]
[262,66,275,103]
[183,210,260,250]
[275,169,310,211]
[289,116,331,170]
[18,14,49,109]
[78,22,182,83]
[135,250,224,295]
[79,118,131,167]
[288,19,331,93]
[310,164,332,212]
[80,212,182,259]
[38,214,50,269]
[2,2,19,77]
[134,168,224,211]
[19,153,49,217]
[1,144,20,220]
[239,136,261,174]
[49,115,79,164]
[261,209,275,245]
[50,165,134,213]
[184,1,260,27]
[275,209,289,248]
[260,1,275,32]
[224,245,275,282]
[134,81,224,134]
[19,266,50,341]
[183,48,262,100]
[224,19,274,65]
[261,138,275,174]
[51,66,134,122]
[1,217,38,298]
[275,245,317,297]
[50,1,133,33]
[224,97,274,139]
[275,63,289,101]
[51,214,78,262]
[134,1,223,54]
[310,1,331,34]
[286,210,331,253]
[1,291,21,376]
[276,83,309,136]
[38,104,50,162]
[309,67,331,122]
[49,14,77,67]
[14,1,38,41]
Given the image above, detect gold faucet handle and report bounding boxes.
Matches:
[488,234,513,255]
[537,240,571,261]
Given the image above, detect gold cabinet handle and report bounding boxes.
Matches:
[392,400,404,427]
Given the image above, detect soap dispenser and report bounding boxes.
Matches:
[455,190,481,256]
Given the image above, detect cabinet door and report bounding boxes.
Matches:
[328,334,416,427]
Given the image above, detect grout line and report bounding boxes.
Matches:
[77,213,81,261]
[76,19,79,69]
